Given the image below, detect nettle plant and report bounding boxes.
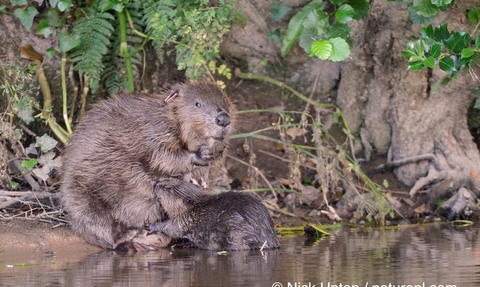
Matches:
[272,0,370,61]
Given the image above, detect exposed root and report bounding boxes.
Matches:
[373,153,437,174]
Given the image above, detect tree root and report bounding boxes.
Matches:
[373,153,437,174]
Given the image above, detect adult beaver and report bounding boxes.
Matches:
[60,82,235,251]
[149,178,280,251]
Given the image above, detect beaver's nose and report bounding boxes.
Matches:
[215,113,230,127]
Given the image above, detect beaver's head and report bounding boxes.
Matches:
[164,82,236,155]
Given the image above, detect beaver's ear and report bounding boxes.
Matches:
[164,88,180,103]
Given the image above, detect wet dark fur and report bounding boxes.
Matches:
[60,83,235,250]
[150,178,280,251]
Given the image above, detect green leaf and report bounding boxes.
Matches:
[58,30,81,53]
[446,32,470,54]
[468,7,480,23]
[347,0,370,20]
[328,37,350,61]
[46,48,56,58]
[408,5,436,25]
[281,0,325,57]
[475,96,480,110]
[36,134,58,153]
[412,39,425,57]
[10,0,27,6]
[10,181,19,189]
[329,0,344,4]
[413,0,439,17]
[439,57,456,74]
[335,4,354,23]
[303,10,329,35]
[408,60,424,70]
[420,24,434,39]
[462,48,475,59]
[401,49,416,60]
[268,29,282,44]
[434,23,449,42]
[21,158,37,171]
[0,5,6,13]
[310,40,332,60]
[43,9,64,27]
[299,29,317,54]
[13,6,38,32]
[99,0,124,12]
[431,0,452,6]
[57,0,73,12]
[423,57,435,68]
[272,1,291,21]
[325,22,351,39]
[429,43,442,58]
[36,20,53,38]
[476,35,480,49]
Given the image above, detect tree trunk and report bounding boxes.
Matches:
[337,0,480,213]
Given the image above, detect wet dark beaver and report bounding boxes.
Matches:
[60,82,235,251]
[148,178,280,251]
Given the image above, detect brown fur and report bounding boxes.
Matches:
[60,82,235,250]
[149,178,280,251]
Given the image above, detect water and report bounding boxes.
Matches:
[1,224,479,287]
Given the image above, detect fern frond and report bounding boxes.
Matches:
[69,6,115,93]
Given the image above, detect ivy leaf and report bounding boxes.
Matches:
[13,6,38,32]
[281,0,325,57]
[310,40,332,60]
[10,0,27,6]
[439,57,456,75]
[408,5,436,25]
[328,37,350,61]
[272,1,291,21]
[0,5,6,13]
[36,20,53,38]
[429,43,441,58]
[57,0,73,12]
[461,48,475,59]
[423,57,435,68]
[58,30,81,53]
[335,4,354,23]
[347,0,370,20]
[431,0,452,6]
[46,48,56,58]
[303,10,329,35]
[21,158,37,171]
[412,0,439,18]
[446,32,470,54]
[43,9,64,27]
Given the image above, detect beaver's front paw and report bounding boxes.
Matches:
[190,145,213,166]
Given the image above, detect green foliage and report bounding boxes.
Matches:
[388,0,452,24]
[272,1,291,21]
[279,0,370,61]
[21,158,37,171]
[13,6,38,31]
[0,65,40,125]
[68,6,115,93]
[140,0,236,79]
[402,22,480,79]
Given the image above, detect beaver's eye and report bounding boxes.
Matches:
[195,102,201,108]
[184,198,194,206]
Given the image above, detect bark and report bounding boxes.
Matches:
[336,0,480,211]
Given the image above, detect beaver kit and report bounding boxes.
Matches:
[60,82,235,251]
[149,178,280,251]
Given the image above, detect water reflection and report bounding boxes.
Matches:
[1,225,479,287]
